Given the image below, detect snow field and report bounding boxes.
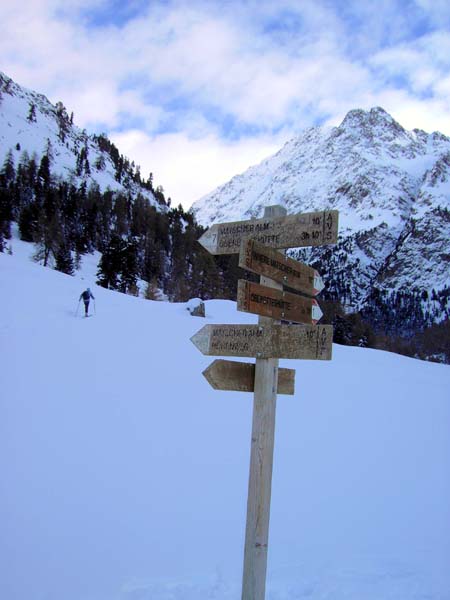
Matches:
[1,249,450,600]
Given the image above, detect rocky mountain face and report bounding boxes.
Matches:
[192,108,450,344]
[0,72,164,208]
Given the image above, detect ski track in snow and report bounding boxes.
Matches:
[1,241,450,600]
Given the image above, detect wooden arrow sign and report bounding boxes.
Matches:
[191,323,333,360]
[239,239,324,296]
[203,359,295,395]
[237,280,323,324]
[198,209,339,255]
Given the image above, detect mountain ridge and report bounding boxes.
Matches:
[0,71,165,208]
[192,107,450,336]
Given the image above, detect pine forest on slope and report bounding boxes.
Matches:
[0,71,236,302]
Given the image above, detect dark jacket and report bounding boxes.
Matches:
[80,289,95,302]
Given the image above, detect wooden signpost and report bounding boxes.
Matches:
[203,360,295,395]
[191,205,339,600]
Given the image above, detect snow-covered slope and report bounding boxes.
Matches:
[1,247,449,600]
[192,108,450,324]
[0,72,162,208]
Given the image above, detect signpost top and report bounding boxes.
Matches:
[198,209,339,255]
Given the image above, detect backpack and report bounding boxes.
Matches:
[82,290,90,301]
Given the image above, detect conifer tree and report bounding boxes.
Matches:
[74,249,82,271]
[113,194,129,237]
[55,243,74,275]
[33,208,64,267]
[96,234,126,290]
[19,203,38,242]
[95,154,106,171]
[27,103,37,123]
[0,187,12,242]
[1,150,16,185]
[145,277,160,300]
[45,138,54,165]
[38,154,51,188]
[119,238,139,294]
[55,101,70,142]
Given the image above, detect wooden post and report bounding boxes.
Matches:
[192,205,338,596]
[241,205,287,600]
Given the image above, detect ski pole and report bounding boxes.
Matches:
[94,299,96,315]
[75,299,80,317]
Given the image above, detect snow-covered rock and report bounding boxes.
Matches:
[186,297,206,317]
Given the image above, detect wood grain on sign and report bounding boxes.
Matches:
[237,280,323,324]
[190,323,333,360]
[239,239,324,296]
[202,359,295,395]
[198,210,339,255]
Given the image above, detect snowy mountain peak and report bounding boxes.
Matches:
[193,106,450,233]
[192,107,450,329]
[339,106,405,136]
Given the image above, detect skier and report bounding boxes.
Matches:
[79,287,95,317]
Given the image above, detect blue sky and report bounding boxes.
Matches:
[1,0,450,208]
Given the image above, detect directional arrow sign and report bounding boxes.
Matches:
[237,280,323,324]
[198,209,339,255]
[239,239,324,296]
[203,359,295,395]
[191,323,333,360]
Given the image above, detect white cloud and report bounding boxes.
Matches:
[369,32,450,128]
[3,1,449,134]
[381,93,450,134]
[0,1,366,129]
[1,0,450,208]
[110,129,282,209]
